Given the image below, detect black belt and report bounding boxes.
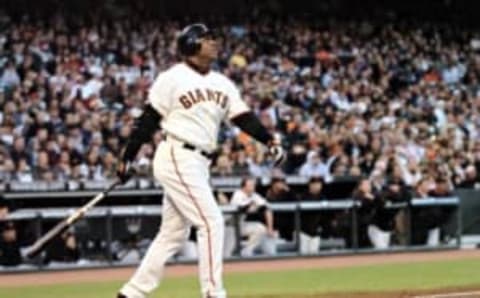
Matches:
[164,135,215,159]
[182,143,215,159]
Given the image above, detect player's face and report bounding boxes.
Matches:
[244,179,256,194]
[198,35,218,60]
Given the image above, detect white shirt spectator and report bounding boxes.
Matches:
[329,89,351,111]
[299,151,329,178]
[88,63,104,78]
[321,71,333,88]
[81,78,104,99]
[434,102,447,129]
[442,64,465,84]
[0,66,20,88]
[247,158,270,178]
[16,171,33,183]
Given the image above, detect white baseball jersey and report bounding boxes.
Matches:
[230,189,268,208]
[149,63,249,152]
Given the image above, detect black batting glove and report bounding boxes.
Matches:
[268,135,286,167]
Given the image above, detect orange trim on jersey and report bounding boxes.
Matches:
[170,146,216,292]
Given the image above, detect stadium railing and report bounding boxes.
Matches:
[0,194,461,273]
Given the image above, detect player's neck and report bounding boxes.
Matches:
[185,57,211,75]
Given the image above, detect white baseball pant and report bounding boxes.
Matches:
[367,224,391,249]
[298,232,321,255]
[224,221,277,257]
[426,227,440,246]
[120,139,226,298]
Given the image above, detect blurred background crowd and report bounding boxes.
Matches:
[0,1,479,191]
[0,0,479,265]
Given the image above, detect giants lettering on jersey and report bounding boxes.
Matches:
[179,88,228,109]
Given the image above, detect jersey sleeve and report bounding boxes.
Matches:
[226,81,249,120]
[148,71,174,117]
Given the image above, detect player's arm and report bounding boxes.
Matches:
[231,112,272,145]
[231,112,285,166]
[264,207,275,236]
[117,104,162,183]
[253,193,275,235]
[225,79,285,166]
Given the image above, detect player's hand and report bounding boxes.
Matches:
[116,161,135,184]
[269,140,286,167]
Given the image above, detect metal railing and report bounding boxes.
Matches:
[0,196,461,272]
[2,177,310,197]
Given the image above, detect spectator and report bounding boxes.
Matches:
[266,177,296,242]
[299,151,328,178]
[384,161,413,234]
[0,6,476,202]
[284,143,308,175]
[15,158,33,182]
[211,154,234,176]
[231,150,250,176]
[10,137,29,165]
[298,177,325,254]
[456,165,478,188]
[33,151,52,181]
[430,178,454,197]
[0,159,15,182]
[353,178,392,249]
[411,178,448,246]
[383,159,413,203]
[44,231,80,264]
[0,221,21,267]
[247,152,270,177]
[0,61,21,90]
[228,177,277,257]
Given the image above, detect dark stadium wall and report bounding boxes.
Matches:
[2,0,480,22]
[456,189,480,235]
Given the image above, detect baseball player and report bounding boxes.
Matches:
[116,24,285,298]
[226,177,277,257]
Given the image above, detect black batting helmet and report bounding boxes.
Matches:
[177,23,212,57]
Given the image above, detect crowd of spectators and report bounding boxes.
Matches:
[1,6,480,195]
[1,0,479,265]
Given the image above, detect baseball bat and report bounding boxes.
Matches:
[24,180,121,259]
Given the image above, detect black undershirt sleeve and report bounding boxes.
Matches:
[231,112,273,146]
[122,104,162,162]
